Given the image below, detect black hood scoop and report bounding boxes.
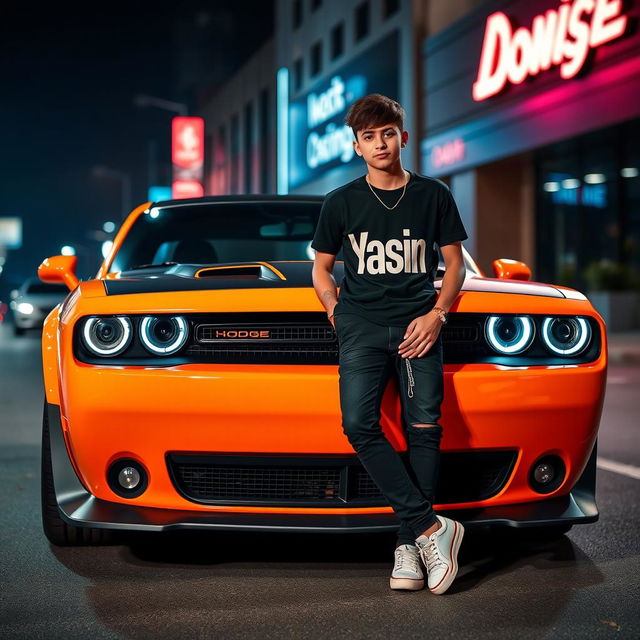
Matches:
[103,261,341,296]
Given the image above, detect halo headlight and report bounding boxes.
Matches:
[542,317,591,355]
[140,316,188,355]
[485,316,535,355]
[82,316,132,356]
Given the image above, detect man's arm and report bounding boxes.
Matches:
[397,241,466,358]
[435,242,466,312]
[312,251,339,328]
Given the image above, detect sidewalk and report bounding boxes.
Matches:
[607,331,640,365]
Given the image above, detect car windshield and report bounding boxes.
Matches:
[109,201,326,273]
[107,200,469,274]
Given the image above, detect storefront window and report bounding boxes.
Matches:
[535,119,640,292]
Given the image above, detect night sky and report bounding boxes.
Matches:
[0,1,273,294]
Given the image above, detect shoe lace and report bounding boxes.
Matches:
[395,546,420,573]
[422,536,446,573]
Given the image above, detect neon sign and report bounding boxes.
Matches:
[305,76,356,169]
[307,77,346,128]
[172,117,204,199]
[306,121,355,169]
[172,180,204,199]
[431,138,465,169]
[473,0,628,101]
[287,30,398,190]
[172,117,204,168]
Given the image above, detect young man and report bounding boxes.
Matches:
[311,94,468,595]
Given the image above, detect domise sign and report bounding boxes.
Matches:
[473,0,629,101]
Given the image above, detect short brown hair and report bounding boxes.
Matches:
[344,94,405,140]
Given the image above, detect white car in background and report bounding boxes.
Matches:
[10,278,69,336]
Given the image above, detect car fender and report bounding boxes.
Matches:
[42,306,62,405]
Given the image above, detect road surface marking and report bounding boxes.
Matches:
[607,377,629,384]
[597,457,640,480]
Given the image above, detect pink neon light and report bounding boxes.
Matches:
[431,138,465,168]
[172,180,204,199]
[473,0,628,101]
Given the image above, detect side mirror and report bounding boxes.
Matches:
[38,255,79,291]
[492,258,531,281]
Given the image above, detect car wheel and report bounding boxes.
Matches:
[41,399,115,546]
[14,325,25,336]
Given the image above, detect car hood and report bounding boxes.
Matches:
[99,261,571,299]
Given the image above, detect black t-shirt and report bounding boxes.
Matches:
[311,170,468,326]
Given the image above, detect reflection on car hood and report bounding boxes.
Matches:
[102,261,569,299]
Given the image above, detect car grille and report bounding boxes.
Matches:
[167,450,517,507]
[181,312,486,365]
[185,312,338,364]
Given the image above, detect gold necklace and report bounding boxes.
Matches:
[366,170,409,210]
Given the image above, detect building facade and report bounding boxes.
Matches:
[199,0,640,300]
[421,0,640,289]
[200,38,277,196]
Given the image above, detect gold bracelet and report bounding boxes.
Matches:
[431,306,448,324]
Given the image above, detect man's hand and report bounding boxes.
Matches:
[398,312,442,358]
[397,241,465,358]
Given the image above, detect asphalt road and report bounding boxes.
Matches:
[1,321,638,639]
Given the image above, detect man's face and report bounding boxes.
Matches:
[353,123,409,169]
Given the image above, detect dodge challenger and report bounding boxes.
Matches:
[38,195,607,545]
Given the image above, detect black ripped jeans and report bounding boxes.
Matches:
[334,312,444,546]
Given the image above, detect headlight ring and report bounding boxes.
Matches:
[139,315,189,355]
[541,317,591,355]
[82,316,133,356]
[485,315,535,354]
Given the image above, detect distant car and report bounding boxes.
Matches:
[0,299,7,323]
[10,278,69,336]
[38,196,606,546]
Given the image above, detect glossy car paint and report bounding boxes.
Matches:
[40,200,607,520]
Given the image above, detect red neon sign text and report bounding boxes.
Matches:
[473,0,628,101]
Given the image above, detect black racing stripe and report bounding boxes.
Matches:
[103,262,345,296]
[102,262,562,298]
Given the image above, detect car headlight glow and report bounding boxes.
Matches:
[485,315,535,354]
[82,316,132,356]
[17,302,34,314]
[140,316,188,354]
[542,317,591,355]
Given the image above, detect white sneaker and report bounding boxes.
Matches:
[415,515,464,595]
[390,544,425,590]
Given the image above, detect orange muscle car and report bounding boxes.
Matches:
[38,195,606,545]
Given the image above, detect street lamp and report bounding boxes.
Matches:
[133,94,188,117]
[92,166,132,220]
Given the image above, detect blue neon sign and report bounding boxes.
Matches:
[288,30,399,190]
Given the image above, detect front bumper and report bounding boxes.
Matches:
[48,402,599,533]
[59,356,606,510]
